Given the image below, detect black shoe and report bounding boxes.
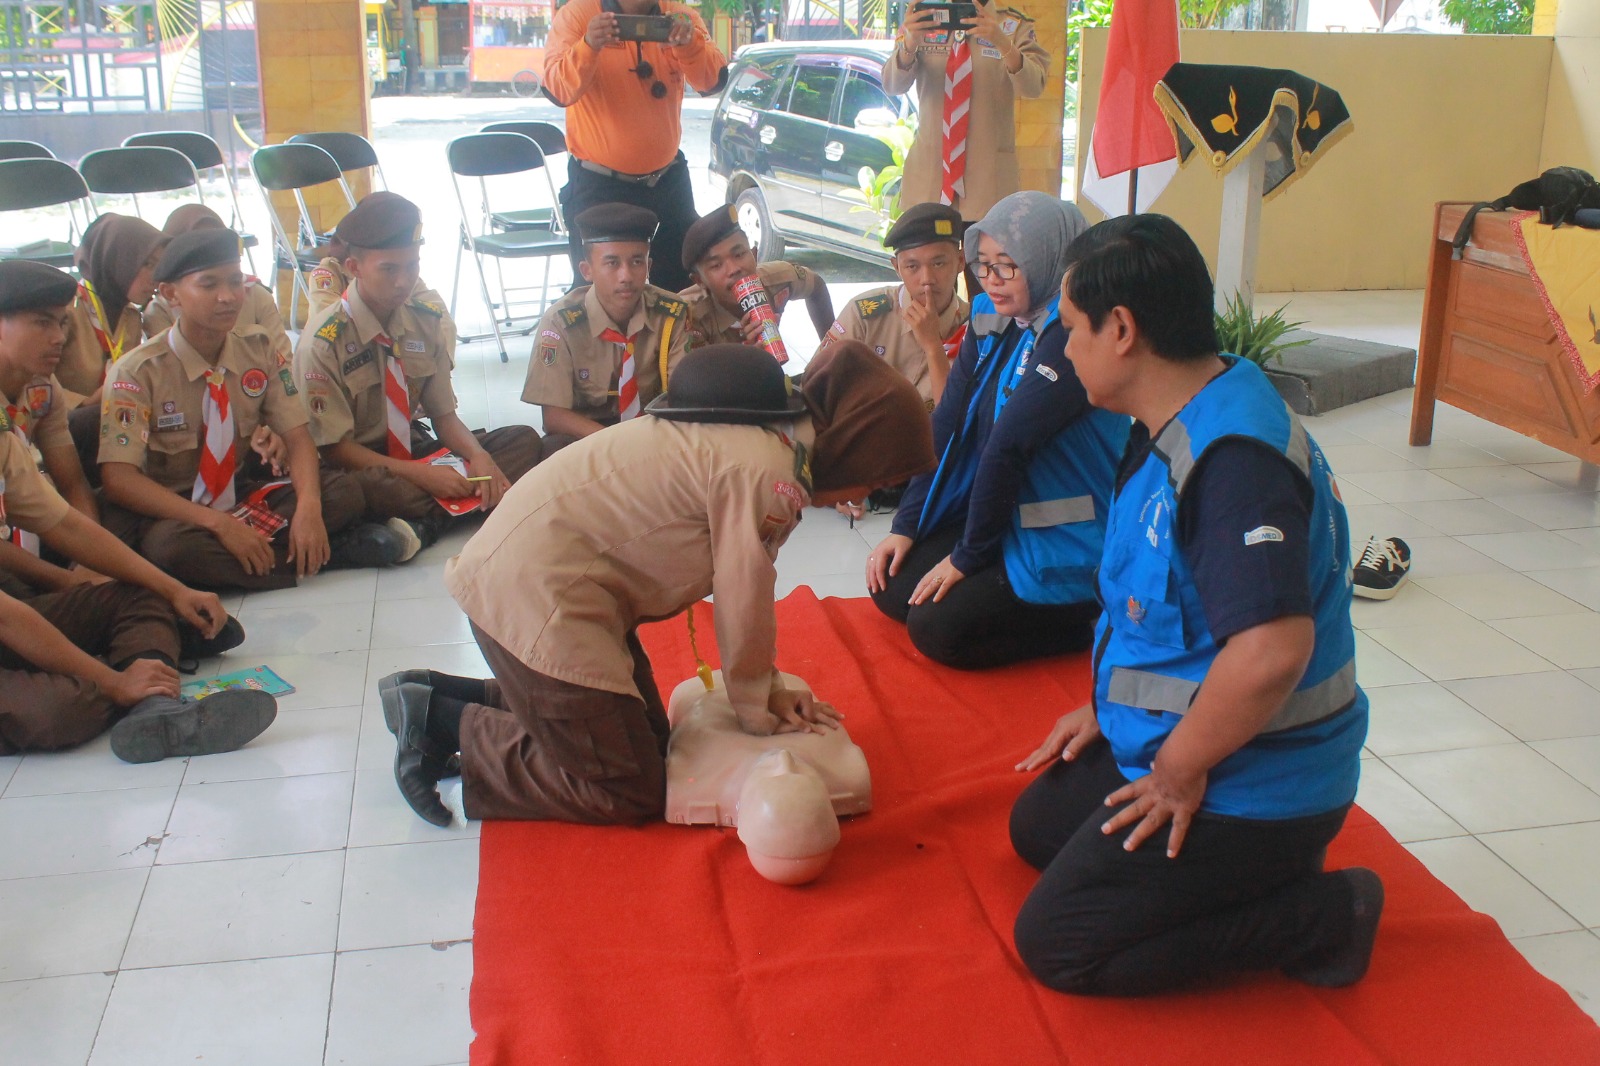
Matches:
[177,615,246,663]
[1352,536,1411,600]
[327,523,405,569]
[1285,868,1385,988]
[378,670,486,734]
[391,681,454,827]
[384,518,423,563]
[109,689,278,764]
[866,483,906,514]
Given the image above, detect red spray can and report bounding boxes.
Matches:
[733,274,789,366]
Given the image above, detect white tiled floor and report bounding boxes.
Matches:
[3,289,1600,1064]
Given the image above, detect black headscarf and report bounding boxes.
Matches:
[74,213,166,324]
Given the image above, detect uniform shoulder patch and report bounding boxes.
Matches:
[315,317,342,343]
[409,298,444,318]
[559,305,587,329]
[649,291,687,320]
[855,292,893,320]
[0,407,9,432]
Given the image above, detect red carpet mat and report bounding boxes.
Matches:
[471,590,1600,1065]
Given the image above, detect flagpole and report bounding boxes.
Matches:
[1127,167,1139,217]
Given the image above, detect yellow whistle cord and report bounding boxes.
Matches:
[658,317,674,393]
[686,607,714,691]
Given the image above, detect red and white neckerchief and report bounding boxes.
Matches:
[599,327,644,420]
[343,295,412,458]
[943,321,968,361]
[193,367,237,510]
[939,36,973,206]
[3,403,39,554]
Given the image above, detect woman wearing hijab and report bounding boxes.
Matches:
[143,204,292,363]
[380,341,935,827]
[867,192,1129,671]
[62,213,167,403]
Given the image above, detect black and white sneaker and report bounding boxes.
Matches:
[1353,536,1411,600]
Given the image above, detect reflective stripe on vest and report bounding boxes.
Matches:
[1157,403,1312,493]
[1018,494,1096,529]
[1107,657,1357,735]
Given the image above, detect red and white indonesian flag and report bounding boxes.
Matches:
[1079,0,1181,217]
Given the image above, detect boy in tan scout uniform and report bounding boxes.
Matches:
[521,202,693,454]
[378,342,935,827]
[0,259,274,762]
[101,229,406,592]
[303,192,448,320]
[678,205,835,351]
[294,193,542,539]
[815,202,971,409]
[0,261,102,585]
[143,204,293,365]
[884,1,1049,222]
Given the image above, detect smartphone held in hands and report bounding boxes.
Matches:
[913,1,979,31]
[614,13,674,42]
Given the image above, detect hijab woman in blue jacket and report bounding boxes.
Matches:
[866,193,1128,669]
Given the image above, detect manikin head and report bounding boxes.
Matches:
[736,749,841,884]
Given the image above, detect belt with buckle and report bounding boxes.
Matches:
[578,157,675,187]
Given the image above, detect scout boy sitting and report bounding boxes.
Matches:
[293,193,543,543]
[678,205,835,352]
[100,228,408,591]
[521,203,694,454]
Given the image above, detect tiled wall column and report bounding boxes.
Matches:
[255,0,374,312]
[1015,4,1067,197]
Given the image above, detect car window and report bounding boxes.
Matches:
[839,72,895,129]
[726,54,791,111]
[782,63,842,123]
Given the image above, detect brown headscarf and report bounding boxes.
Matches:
[73,212,166,324]
[161,202,228,237]
[802,341,936,493]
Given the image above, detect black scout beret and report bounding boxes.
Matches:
[645,343,807,425]
[884,202,966,251]
[577,203,659,246]
[680,204,744,271]
[153,228,242,284]
[0,259,77,313]
[335,191,424,250]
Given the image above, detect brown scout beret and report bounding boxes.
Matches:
[645,343,807,425]
[0,259,77,314]
[335,191,424,250]
[577,203,659,246]
[884,202,967,251]
[152,227,242,284]
[680,204,744,271]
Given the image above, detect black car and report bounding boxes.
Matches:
[709,41,917,267]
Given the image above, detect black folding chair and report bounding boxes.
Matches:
[0,140,54,161]
[0,158,95,266]
[446,133,570,363]
[477,121,567,235]
[123,130,262,278]
[251,143,356,328]
[78,145,201,218]
[287,131,388,191]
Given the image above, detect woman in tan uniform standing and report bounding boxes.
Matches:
[883,1,1050,222]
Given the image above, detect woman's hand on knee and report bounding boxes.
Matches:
[1015,704,1100,772]
[867,533,914,594]
[909,555,965,605]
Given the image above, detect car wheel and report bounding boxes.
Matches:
[511,69,542,98]
[735,187,784,263]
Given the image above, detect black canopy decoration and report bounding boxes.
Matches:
[1154,63,1354,201]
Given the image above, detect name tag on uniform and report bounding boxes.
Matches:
[156,413,187,430]
[343,349,374,375]
[403,339,426,353]
[981,45,1002,59]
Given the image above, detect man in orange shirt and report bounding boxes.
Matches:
[543,0,727,292]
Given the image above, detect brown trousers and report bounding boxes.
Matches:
[101,469,366,592]
[459,620,671,824]
[357,425,543,522]
[0,582,180,755]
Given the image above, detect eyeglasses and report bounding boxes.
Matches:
[972,261,1020,280]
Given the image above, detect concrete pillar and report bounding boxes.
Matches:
[1014,4,1067,196]
[1538,0,1599,172]
[255,0,374,311]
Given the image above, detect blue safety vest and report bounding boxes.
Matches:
[1094,357,1367,819]
[917,294,1128,605]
